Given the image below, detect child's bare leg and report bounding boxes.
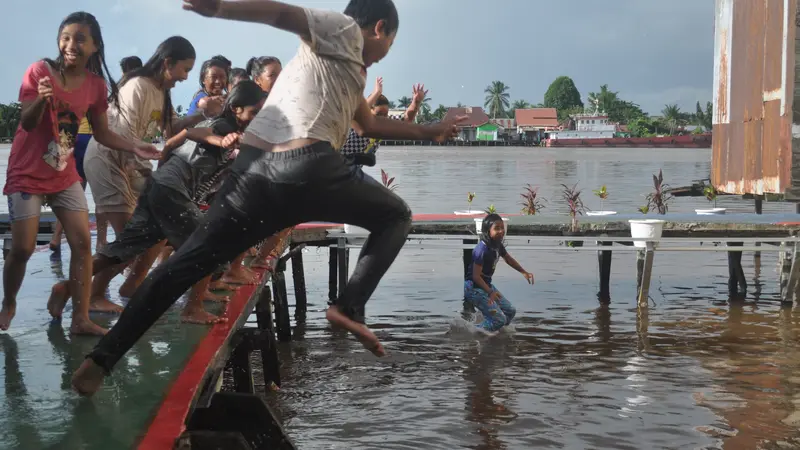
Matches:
[182,275,227,324]
[119,240,165,297]
[223,253,257,285]
[95,213,109,252]
[58,209,107,335]
[157,245,174,265]
[50,219,64,252]
[87,211,134,313]
[326,306,385,356]
[72,358,107,396]
[1,218,39,331]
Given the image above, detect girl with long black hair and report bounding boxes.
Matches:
[1,12,160,335]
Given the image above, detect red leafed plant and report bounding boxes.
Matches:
[381,169,398,191]
[645,169,672,214]
[561,183,586,232]
[520,184,546,215]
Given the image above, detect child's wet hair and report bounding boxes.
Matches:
[118,36,196,136]
[210,54,232,69]
[44,12,120,111]
[197,58,230,92]
[228,67,248,85]
[374,95,390,107]
[344,0,399,35]
[245,56,281,80]
[217,79,266,130]
[119,56,142,74]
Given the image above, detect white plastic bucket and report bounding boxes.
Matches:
[629,219,665,248]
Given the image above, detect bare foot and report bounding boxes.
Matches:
[71,358,106,397]
[223,268,257,286]
[89,297,124,314]
[181,308,227,325]
[0,301,17,331]
[210,279,237,292]
[47,282,71,319]
[70,319,108,336]
[118,283,137,298]
[325,307,386,357]
[204,290,231,303]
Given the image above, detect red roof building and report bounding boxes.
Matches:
[515,108,560,132]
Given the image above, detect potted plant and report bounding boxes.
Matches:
[520,184,546,215]
[561,183,586,247]
[456,192,481,215]
[474,203,509,233]
[629,170,669,248]
[696,185,726,215]
[587,185,616,216]
[381,168,398,191]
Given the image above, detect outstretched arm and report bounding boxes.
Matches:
[353,98,465,142]
[502,253,534,284]
[183,0,311,42]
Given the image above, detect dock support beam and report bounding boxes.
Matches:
[726,242,747,296]
[597,238,613,302]
[781,243,800,303]
[636,243,655,307]
[254,285,281,388]
[755,196,763,257]
[328,246,337,304]
[290,244,307,325]
[337,237,348,299]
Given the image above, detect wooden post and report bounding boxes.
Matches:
[230,339,254,394]
[271,272,291,342]
[254,285,281,388]
[597,239,613,302]
[337,237,348,298]
[780,243,792,298]
[637,243,655,307]
[755,196,763,257]
[726,242,747,296]
[328,246,337,304]
[782,242,800,303]
[290,243,307,325]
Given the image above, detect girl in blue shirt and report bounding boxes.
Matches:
[465,214,534,334]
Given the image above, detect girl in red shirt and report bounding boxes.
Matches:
[1,12,160,336]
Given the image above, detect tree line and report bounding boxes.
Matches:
[0,102,21,139]
[482,76,713,137]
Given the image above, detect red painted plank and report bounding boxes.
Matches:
[137,271,264,450]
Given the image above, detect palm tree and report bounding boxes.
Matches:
[587,84,619,114]
[511,100,530,110]
[432,104,448,121]
[694,101,712,130]
[397,96,412,108]
[387,100,397,109]
[661,104,683,135]
[484,81,511,118]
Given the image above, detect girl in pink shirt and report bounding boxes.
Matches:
[1,12,160,336]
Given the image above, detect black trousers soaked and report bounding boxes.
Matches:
[88,142,412,373]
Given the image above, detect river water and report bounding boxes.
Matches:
[3,145,800,449]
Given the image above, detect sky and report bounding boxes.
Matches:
[0,0,715,115]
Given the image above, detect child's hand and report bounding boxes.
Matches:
[411,83,427,106]
[374,77,383,95]
[523,272,534,285]
[38,77,54,101]
[134,143,161,160]
[489,290,501,304]
[221,132,240,149]
[183,0,222,17]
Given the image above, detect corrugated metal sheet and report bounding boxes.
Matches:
[712,0,797,196]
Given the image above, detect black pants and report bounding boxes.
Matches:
[99,179,202,264]
[87,142,412,373]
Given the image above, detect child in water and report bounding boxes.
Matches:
[465,214,534,334]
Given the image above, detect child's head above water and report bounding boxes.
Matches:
[218,79,266,130]
[481,213,505,243]
[372,95,390,117]
[50,12,119,104]
[344,0,399,68]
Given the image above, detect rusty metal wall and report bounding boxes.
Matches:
[712,0,797,197]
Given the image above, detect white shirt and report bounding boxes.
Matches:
[246,8,366,150]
